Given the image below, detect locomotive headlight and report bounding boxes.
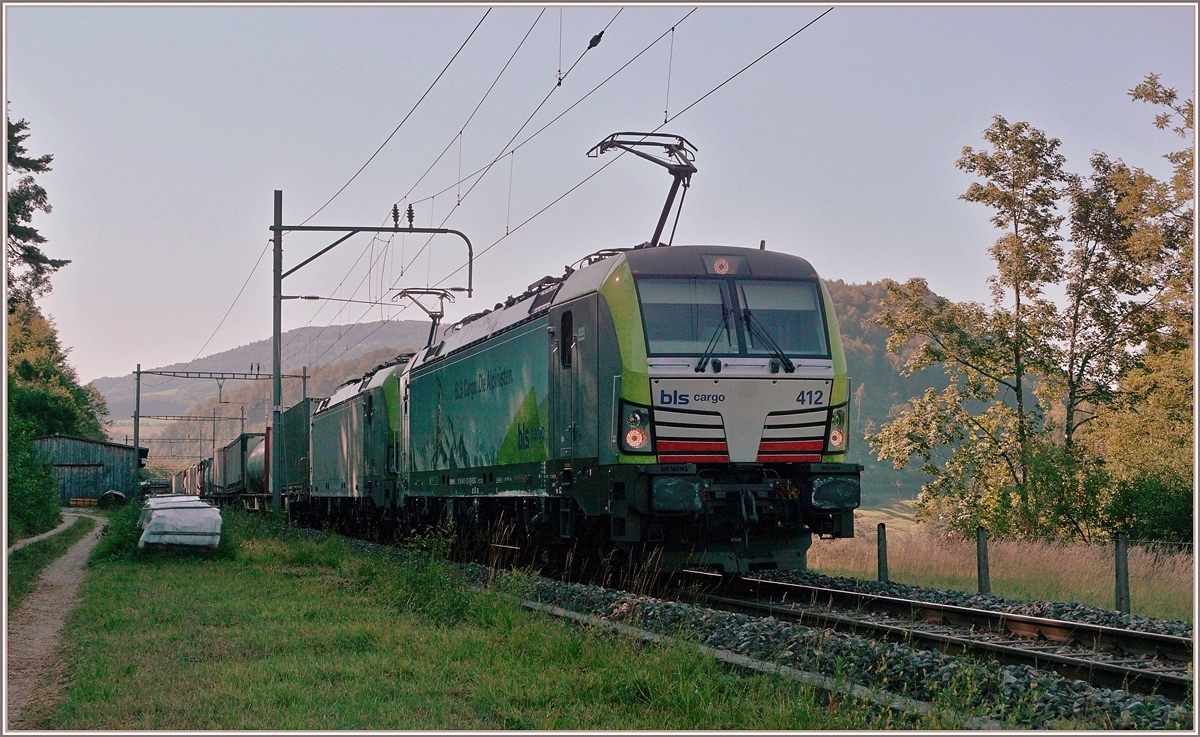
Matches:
[827,407,848,452]
[619,402,654,454]
[625,427,650,449]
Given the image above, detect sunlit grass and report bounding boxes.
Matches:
[35,507,950,730]
[809,503,1193,623]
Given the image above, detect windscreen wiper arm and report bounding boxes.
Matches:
[695,303,733,373]
[742,308,795,373]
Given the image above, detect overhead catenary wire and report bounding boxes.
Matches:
[144,237,273,388]
[305,7,829,375]
[664,25,675,123]
[295,8,491,228]
[398,8,695,217]
[393,8,543,208]
[395,7,643,278]
[434,8,835,286]
[283,9,545,364]
[282,229,399,364]
[665,7,833,125]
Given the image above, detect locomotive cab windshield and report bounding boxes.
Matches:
[635,276,829,359]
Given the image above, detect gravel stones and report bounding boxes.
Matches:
[508,575,1193,730]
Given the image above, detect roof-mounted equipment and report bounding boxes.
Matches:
[588,132,697,248]
[393,287,464,347]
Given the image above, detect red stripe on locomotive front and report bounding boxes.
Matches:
[657,440,729,453]
[757,440,824,453]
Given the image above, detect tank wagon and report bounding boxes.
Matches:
[289,244,861,573]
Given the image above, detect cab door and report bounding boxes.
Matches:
[551,307,577,458]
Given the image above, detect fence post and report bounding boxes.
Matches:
[877,523,889,582]
[1115,532,1130,615]
[976,527,991,596]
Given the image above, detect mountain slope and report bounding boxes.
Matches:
[95,320,430,419]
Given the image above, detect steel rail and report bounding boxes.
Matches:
[732,577,1194,662]
[672,572,1193,703]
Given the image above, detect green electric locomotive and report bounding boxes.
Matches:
[295,243,860,573]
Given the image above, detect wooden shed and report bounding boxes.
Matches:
[32,434,145,504]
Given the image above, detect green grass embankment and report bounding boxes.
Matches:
[36,506,942,730]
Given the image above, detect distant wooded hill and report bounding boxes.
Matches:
[823,280,950,505]
[99,284,946,504]
[94,320,431,419]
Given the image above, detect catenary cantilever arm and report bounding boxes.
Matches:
[279,225,472,297]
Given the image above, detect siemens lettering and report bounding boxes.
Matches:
[660,390,725,405]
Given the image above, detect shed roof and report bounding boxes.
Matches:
[33,433,142,452]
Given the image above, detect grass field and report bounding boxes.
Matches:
[32,506,984,731]
[7,515,98,612]
[809,501,1194,623]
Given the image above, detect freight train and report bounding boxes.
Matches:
[173,243,861,573]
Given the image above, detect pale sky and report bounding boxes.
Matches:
[4,3,1195,384]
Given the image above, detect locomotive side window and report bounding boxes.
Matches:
[637,278,733,355]
[560,311,573,368]
[737,280,829,357]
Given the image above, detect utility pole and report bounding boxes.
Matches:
[132,364,141,500]
[269,189,473,516]
[272,190,283,514]
[211,407,218,466]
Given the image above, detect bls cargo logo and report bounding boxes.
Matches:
[516,421,545,450]
[659,390,725,405]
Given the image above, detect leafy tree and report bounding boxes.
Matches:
[7,117,68,311]
[5,115,104,538]
[955,115,1072,485]
[7,303,109,440]
[6,414,61,540]
[870,77,1193,541]
[870,117,1072,538]
[1085,347,1193,542]
[1074,75,1193,543]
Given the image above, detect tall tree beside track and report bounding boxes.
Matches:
[6,115,108,538]
[7,117,68,311]
[868,75,1194,542]
[1082,76,1194,544]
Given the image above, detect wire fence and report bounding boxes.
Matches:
[807,520,1194,624]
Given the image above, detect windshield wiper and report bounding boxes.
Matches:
[695,295,733,373]
[742,307,795,373]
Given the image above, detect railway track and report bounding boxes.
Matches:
[670,571,1193,704]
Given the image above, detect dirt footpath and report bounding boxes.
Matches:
[6,514,107,730]
[7,513,85,553]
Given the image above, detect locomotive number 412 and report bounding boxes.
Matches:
[796,390,824,405]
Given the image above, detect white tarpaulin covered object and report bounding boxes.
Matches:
[138,495,222,548]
